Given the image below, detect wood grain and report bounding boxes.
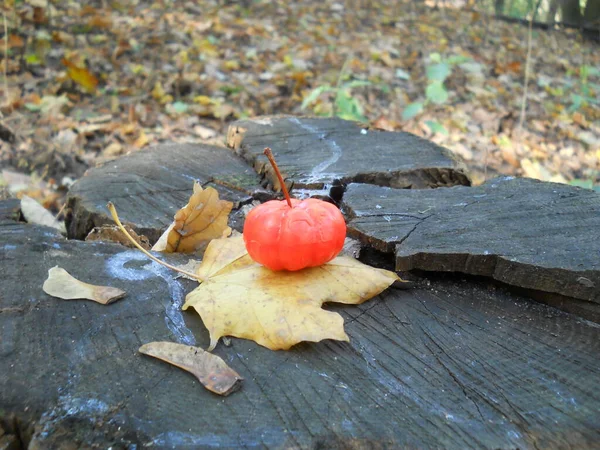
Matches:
[65,143,263,242]
[1,217,598,448]
[227,116,471,191]
[344,177,600,311]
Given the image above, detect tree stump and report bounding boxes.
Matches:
[2,117,600,448]
[66,143,263,242]
[343,177,600,320]
[1,219,599,448]
[226,116,471,191]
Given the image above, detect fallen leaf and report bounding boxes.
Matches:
[7,34,24,49]
[152,182,233,254]
[38,95,70,116]
[85,225,151,249]
[183,235,400,351]
[87,14,112,29]
[62,58,98,93]
[43,266,126,305]
[139,342,242,396]
[20,195,66,234]
[372,116,396,131]
[192,125,217,140]
[102,142,124,158]
[174,259,204,281]
[133,130,150,148]
[152,82,172,104]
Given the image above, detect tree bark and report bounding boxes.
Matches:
[547,0,560,23]
[495,0,505,15]
[584,0,600,26]
[560,0,582,26]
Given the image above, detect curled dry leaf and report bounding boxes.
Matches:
[152,182,233,254]
[85,224,151,250]
[139,342,242,396]
[43,266,126,305]
[183,235,401,351]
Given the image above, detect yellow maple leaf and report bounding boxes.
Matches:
[152,182,233,254]
[183,235,401,351]
[61,58,98,93]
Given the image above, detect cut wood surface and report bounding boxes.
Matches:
[227,116,471,191]
[1,217,599,449]
[0,198,20,224]
[344,177,600,313]
[65,143,263,242]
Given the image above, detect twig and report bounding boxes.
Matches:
[517,10,534,134]
[335,56,351,90]
[107,202,204,281]
[332,55,351,117]
[2,12,8,116]
[483,146,489,183]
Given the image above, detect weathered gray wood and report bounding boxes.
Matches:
[0,198,19,224]
[226,116,471,191]
[2,218,599,449]
[65,143,263,242]
[344,177,600,310]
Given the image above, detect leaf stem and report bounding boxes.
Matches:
[107,202,204,281]
[263,147,293,208]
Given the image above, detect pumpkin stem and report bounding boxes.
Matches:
[264,147,293,208]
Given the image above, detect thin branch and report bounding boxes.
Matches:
[2,13,8,116]
[332,55,351,116]
[517,9,534,133]
[107,202,204,282]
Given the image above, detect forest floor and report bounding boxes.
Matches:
[1,0,599,211]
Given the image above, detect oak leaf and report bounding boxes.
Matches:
[183,235,400,351]
[152,182,233,254]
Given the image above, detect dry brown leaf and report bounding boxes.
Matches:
[372,116,397,132]
[20,195,66,234]
[7,34,24,49]
[139,342,242,396]
[183,235,401,351]
[152,182,233,254]
[43,266,126,305]
[85,225,151,250]
[102,142,124,158]
[87,14,112,29]
[133,130,150,148]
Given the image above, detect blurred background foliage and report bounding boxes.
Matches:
[0,0,599,209]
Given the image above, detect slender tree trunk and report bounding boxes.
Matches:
[547,0,560,23]
[560,0,582,26]
[583,0,600,26]
[495,0,505,15]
